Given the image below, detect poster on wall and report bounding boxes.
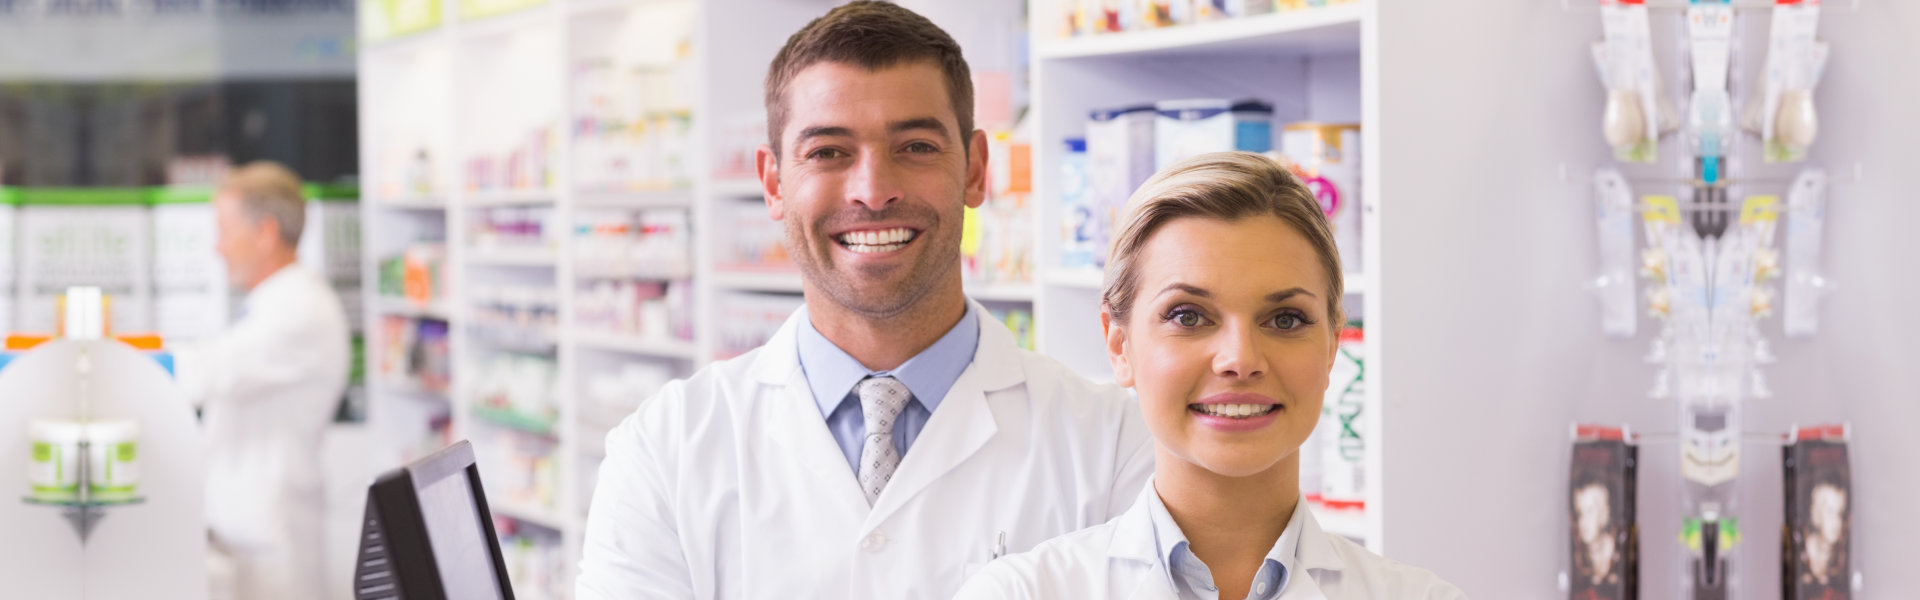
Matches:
[1782,424,1850,600]
[1570,424,1639,600]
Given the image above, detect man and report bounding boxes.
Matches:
[577,3,1154,598]
[176,161,350,600]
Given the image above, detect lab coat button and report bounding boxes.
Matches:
[861,533,887,552]
[1255,582,1269,595]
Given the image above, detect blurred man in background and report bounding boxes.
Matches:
[175,161,350,600]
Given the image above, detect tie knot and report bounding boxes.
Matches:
[857,376,911,436]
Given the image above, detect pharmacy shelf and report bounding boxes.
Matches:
[1034,3,1364,60]
[472,404,559,437]
[467,190,559,206]
[570,329,698,359]
[373,376,451,402]
[571,265,694,280]
[370,196,449,210]
[491,498,569,532]
[965,282,1037,303]
[374,296,452,320]
[466,246,559,267]
[711,268,806,293]
[362,27,450,56]
[574,188,694,208]
[708,178,765,198]
[457,2,561,42]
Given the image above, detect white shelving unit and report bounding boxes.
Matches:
[1027,0,1381,550]
[363,0,1388,596]
[361,1,1030,597]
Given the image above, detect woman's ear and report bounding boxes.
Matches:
[1101,306,1133,387]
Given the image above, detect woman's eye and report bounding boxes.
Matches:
[1167,308,1205,328]
[1270,312,1308,330]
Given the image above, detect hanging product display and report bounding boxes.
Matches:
[1580,1,1840,598]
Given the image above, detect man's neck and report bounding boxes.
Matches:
[246,252,299,293]
[804,276,968,372]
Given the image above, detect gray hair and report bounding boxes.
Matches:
[219,161,306,248]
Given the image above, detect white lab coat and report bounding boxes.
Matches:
[577,300,1157,599]
[176,263,350,600]
[953,483,1467,600]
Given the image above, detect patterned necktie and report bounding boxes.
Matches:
[856,376,911,506]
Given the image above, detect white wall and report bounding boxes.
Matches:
[1374,0,1917,598]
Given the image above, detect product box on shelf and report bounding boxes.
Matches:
[378,314,451,393]
[714,292,804,360]
[1154,98,1274,170]
[1085,106,1156,266]
[576,279,693,341]
[472,206,558,251]
[1280,122,1362,274]
[573,209,691,280]
[1058,138,1100,270]
[1315,324,1364,510]
[717,200,792,271]
[1782,424,1849,600]
[1570,424,1639,600]
[379,243,448,305]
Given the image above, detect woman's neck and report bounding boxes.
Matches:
[1154,449,1301,599]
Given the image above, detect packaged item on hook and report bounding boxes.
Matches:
[1570,424,1639,600]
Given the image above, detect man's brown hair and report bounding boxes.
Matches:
[764,1,974,157]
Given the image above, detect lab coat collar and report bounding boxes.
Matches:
[243,262,310,312]
[748,299,1027,528]
[862,299,1024,527]
[1108,480,1349,580]
[794,303,981,418]
[748,299,1019,390]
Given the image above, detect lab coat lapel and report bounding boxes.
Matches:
[751,308,869,511]
[1279,507,1347,599]
[1109,484,1177,600]
[863,301,1024,528]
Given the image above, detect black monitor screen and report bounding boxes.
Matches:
[417,467,506,600]
[357,440,515,600]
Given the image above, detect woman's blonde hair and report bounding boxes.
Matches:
[1101,151,1345,327]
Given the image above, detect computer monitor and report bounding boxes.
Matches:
[353,440,516,600]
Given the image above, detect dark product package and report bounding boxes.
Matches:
[1783,424,1851,600]
[1570,424,1638,600]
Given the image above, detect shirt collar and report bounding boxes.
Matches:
[796,302,981,417]
[1144,479,1305,598]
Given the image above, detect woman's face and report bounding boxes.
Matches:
[1105,215,1338,478]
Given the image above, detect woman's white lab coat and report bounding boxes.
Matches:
[576,300,1157,599]
[176,264,350,600]
[954,483,1468,599]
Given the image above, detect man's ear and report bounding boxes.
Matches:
[963,129,989,210]
[756,143,783,220]
[1101,307,1133,388]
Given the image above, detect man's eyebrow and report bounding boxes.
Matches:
[889,117,951,141]
[794,125,853,144]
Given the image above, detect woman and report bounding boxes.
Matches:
[956,152,1464,599]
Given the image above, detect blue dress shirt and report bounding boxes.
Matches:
[1145,482,1302,600]
[796,303,981,473]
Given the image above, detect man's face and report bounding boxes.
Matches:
[757,60,987,319]
[212,192,269,289]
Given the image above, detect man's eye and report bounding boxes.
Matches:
[807,148,846,160]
